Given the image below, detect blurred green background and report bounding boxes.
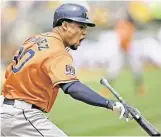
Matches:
[47,67,161,136]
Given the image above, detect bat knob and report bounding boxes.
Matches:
[100,78,108,85]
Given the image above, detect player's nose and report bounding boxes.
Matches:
[82,27,87,34]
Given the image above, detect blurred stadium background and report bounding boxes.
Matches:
[1,0,161,136]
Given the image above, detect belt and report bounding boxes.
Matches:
[3,98,42,111]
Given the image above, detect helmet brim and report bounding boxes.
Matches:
[63,17,96,27]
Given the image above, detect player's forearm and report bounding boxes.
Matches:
[59,81,115,109]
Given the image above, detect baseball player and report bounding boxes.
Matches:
[103,14,147,96]
[0,4,131,136]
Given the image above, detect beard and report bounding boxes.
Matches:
[70,45,78,50]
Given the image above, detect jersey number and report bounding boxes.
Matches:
[12,47,35,73]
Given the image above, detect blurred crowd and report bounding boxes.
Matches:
[1,1,161,82]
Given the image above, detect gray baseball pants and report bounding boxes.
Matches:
[0,95,67,137]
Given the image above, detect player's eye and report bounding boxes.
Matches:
[79,25,87,30]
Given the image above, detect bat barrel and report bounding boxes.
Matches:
[135,116,160,136]
[100,78,161,136]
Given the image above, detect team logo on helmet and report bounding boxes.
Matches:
[85,12,89,19]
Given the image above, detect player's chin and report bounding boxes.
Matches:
[70,45,79,50]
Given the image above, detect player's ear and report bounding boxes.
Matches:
[62,21,68,31]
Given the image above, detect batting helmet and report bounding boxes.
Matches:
[53,3,95,27]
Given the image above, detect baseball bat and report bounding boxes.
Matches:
[100,78,160,136]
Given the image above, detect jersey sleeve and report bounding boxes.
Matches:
[44,54,79,87]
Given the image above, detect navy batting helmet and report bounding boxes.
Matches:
[53,3,95,27]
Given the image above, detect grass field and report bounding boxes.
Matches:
[47,68,161,136]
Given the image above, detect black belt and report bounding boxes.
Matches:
[3,98,42,111]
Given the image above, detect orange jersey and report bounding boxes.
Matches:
[2,32,79,112]
[116,19,135,52]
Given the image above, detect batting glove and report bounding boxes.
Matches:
[107,100,132,122]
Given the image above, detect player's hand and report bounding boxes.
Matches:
[113,102,131,122]
[108,100,132,122]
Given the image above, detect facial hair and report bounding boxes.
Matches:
[70,45,78,50]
